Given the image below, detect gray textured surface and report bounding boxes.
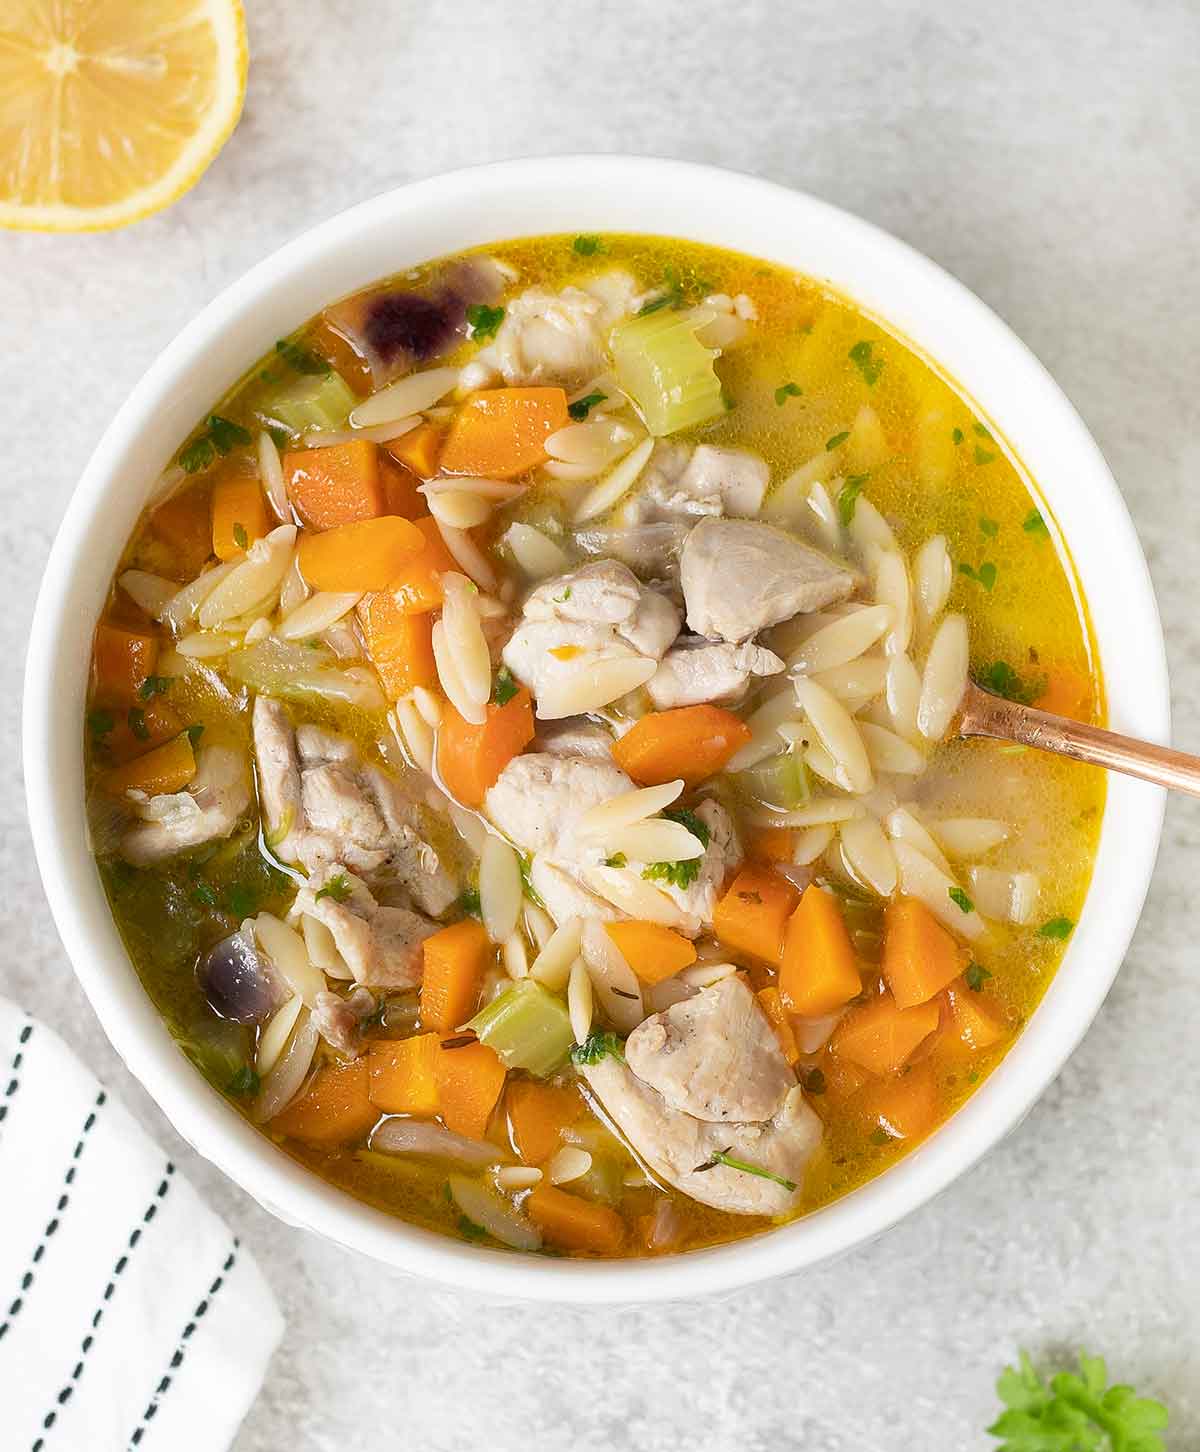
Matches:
[3,1,1199,1447]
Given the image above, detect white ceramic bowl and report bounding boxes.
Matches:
[24,157,1168,1303]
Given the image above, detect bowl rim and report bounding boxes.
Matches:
[23,155,1169,1303]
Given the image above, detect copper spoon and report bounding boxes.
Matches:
[957,680,1195,796]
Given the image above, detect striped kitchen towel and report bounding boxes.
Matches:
[0,997,284,1451]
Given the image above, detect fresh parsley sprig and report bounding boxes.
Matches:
[988,1349,1167,1452]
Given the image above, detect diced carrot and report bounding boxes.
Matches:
[212,473,270,560]
[381,456,425,518]
[439,388,570,480]
[434,1040,507,1139]
[98,733,196,798]
[779,885,861,1016]
[297,514,424,592]
[1035,666,1094,723]
[603,921,697,985]
[283,439,384,529]
[830,990,940,1076]
[747,826,795,864]
[713,865,800,966]
[882,896,965,1009]
[91,623,159,708]
[856,1061,939,1142]
[356,592,436,698]
[271,1057,378,1145]
[942,977,1009,1052]
[506,1080,583,1164]
[757,986,800,1065]
[420,919,493,1033]
[386,422,443,479]
[388,515,461,614]
[612,705,751,789]
[437,688,535,809]
[526,1183,625,1255]
[307,316,373,395]
[149,484,213,576]
[368,1033,440,1115]
[99,699,183,765]
[820,1052,870,1101]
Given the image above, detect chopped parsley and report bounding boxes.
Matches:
[972,421,993,439]
[207,414,251,453]
[571,1029,626,1066]
[642,809,710,891]
[979,659,1047,705]
[1038,916,1074,940]
[974,444,997,466]
[848,339,883,386]
[518,853,545,909]
[568,392,606,421]
[869,1127,890,1146]
[88,708,115,739]
[1024,508,1049,536]
[178,413,250,473]
[604,852,628,869]
[637,265,691,315]
[275,337,331,375]
[959,560,998,591]
[572,234,604,256]
[466,303,505,341]
[837,473,870,526]
[825,430,849,450]
[964,961,993,991]
[137,674,174,700]
[232,522,249,550]
[692,1147,796,1192]
[315,872,353,904]
[127,707,150,741]
[178,436,216,474]
[456,1214,488,1243]
[457,886,482,918]
[553,586,573,603]
[979,517,999,538]
[988,1349,1168,1452]
[491,667,519,707]
[952,427,965,445]
[225,884,258,918]
[192,879,218,909]
[949,886,974,914]
[774,382,803,405]
[226,1065,261,1097]
[186,723,205,746]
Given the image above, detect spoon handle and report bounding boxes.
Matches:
[957,681,1197,797]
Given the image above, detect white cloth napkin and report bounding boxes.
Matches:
[0,996,284,1452]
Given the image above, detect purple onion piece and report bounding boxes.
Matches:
[197,928,280,1024]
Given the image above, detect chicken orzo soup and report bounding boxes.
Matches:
[87,234,1103,1258]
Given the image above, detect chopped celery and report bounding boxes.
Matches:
[253,368,356,438]
[610,309,724,436]
[735,750,812,812]
[467,981,573,1077]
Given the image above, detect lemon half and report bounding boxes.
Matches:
[0,0,247,232]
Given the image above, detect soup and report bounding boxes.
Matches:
[86,233,1103,1258]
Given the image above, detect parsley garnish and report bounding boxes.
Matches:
[979,660,1047,706]
[457,1214,488,1242]
[638,293,675,316]
[207,414,251,453]
[553,587,573,603]
[127,707,150,741]
[642,809,710,891]
[604,852,628,869]
[949,886,974,914]
[192,879,218,908]
[227,1065,260,1097]
[232,522,249,551]
[952,427,965,445]
[837,473,870,526]
[518,853,545,909]
[973,421,993,439]
[869,1127,890,1146]
[692,1147,796,1192]
[178,436,216,474]
[568,392,606,421]
[1024,509,1049,536]
[186,723,205,746]
[492,667,519,707]
[315,872,353,904]
[137,674,173,700]
[178,414,250,472]
[466,303,505,341]
[848,339,883,385]
[825,430,849,450]
[774,382,803,405]
[959,560,998,591]
[571,1029,626,1066]
[572,234,603,255]
[275,337,331,375]
[979,517,999,538]
[975,444,997,466]
[225,884,258,918]
[88,709,115,739]
[1038,917,1074,940]
[964,962,993,991]
[458,886,482,918]
[987,1349,1167,1452]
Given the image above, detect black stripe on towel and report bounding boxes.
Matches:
[0,1089,106,1344]
[126,1239,241,1449]
[0,1019,33,1129]
[29,1162,174,1452]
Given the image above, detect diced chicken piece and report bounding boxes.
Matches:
[483,272,639,388]
[501,561,681,714]
[580,1058,820,1216]
[252,697,457,916]
[646,637,784,710]
[311,986,376,1059]
[653,798,741,931]
[680,517,857,642]
[625,977,794,1122]
[532,718,617,761]
[121,747,251,866]
[293,867,436,990]
[629,443,770,524]
[484,752,632,858]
